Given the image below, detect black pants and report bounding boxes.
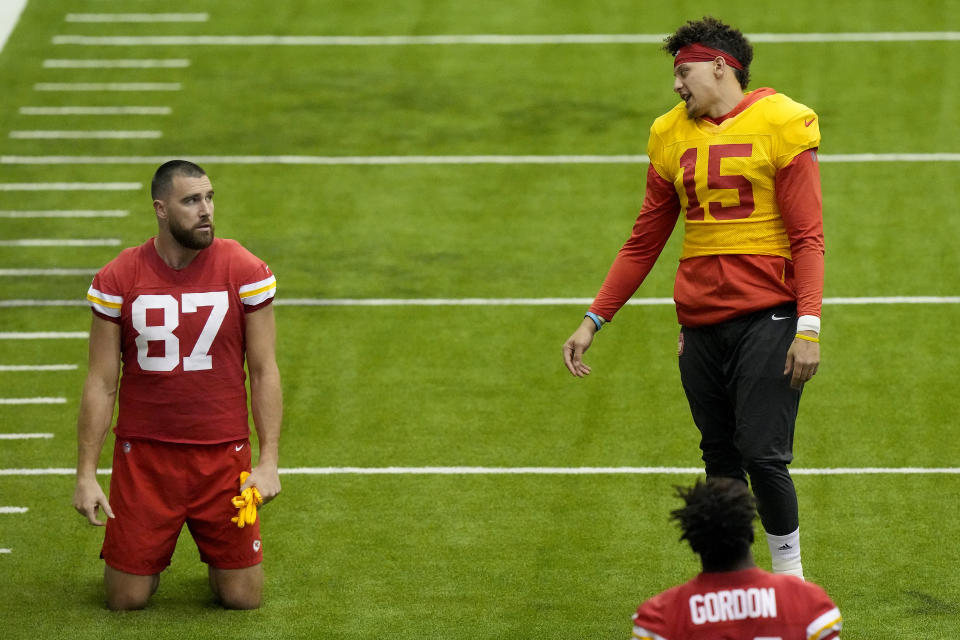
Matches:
[678,304,802,535]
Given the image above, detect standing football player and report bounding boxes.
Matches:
[563,16,823,578]
[73,160,282,609]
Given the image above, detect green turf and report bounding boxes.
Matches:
[1,1,960,638]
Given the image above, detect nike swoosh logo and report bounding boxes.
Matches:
[804,118,815,127]
[771,314,792,321]
[235,444,245,451]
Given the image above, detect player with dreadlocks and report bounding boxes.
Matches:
[631,478,842,639]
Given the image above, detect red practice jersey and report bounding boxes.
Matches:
[591,88,824,327]
[86,238,277,444]
[632,568,842,640]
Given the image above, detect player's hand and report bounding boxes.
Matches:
[563,317,599,377]
[241,464,281,506]
[784,332,820,390]
[73,476,114,526]
[230,472,262,528]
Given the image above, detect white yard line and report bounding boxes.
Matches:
[34,82,181,91]
[0,297,957,309]
[280,467,960,475]
[9,130,162,139]
[0,364,77,371]
[0,0,26,55]
[50,32,960,46]
[0,507,29,513]
[0,398,66,405]
[1,153,958,165]
[0,182,140,190]
[0,268,98,276]
[65,13,209,23]
[0,332,88,339]
[1,466,959,476]
[274,296,960,306]
[20,107,171,115]
[0,239,121,247]
[0,301,88,307]
[0,210,129,218]
[43,59,189,68]
[0,433,55,439]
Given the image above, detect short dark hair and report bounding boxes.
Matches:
[151,160,207,200]
[670,477,756,569]
[663,16,753,89]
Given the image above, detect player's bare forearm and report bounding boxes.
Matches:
[74,389,116,525]
[247,364,283,503]
[247,376,282,503]
[76,316,121,479]
[244,305,282,501]
[74,316,120,524]
[250,365,283,468]
[76,381,116,478]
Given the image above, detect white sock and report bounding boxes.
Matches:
[766,528,804,579]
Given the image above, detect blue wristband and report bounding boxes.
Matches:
[585,312,605,331]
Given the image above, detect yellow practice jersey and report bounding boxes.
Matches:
[647,89,820,260]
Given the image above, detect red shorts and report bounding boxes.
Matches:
[101,437,263,575]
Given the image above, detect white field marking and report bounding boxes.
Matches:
[0,364,77,371]
[34,82,181,91]
[0,468,111,476]
[0,0,26,56]
[0,296,958,309]
[2,153,960,165]
[0,332,87,339]
[275,297,662,307]
[49,32,960,46]
[20,107,171,115]
[65,13,209,23]
[0,507,29,513]
[0,182,140,190]
[0,268,98,276]
[274,296,960,307]
[0,549,11,554]
[818,153,960,163]
[0,397,66,405]
[43,59,189,68]
[0,239,120,247]
[0,300,88,307]
[10,130,162,140]
[2,466,960,476]
[0,210,129,218]
[283,467,960,475]
[0,433,55,439]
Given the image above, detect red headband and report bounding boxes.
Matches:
[674,43,743,70]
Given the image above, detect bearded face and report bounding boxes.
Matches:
[168,212,215,250]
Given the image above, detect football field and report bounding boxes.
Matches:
[1,1,959,638]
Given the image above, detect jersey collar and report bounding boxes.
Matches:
[702,87,777,125]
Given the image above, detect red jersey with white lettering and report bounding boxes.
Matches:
[86,238,277,444]
[632,568,841,640]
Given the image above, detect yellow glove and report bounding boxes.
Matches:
[229,471,263,528]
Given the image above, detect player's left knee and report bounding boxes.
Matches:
[744,458,792,481]
[211,564,263,610]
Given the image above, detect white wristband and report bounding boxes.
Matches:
[796,315,820,334]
